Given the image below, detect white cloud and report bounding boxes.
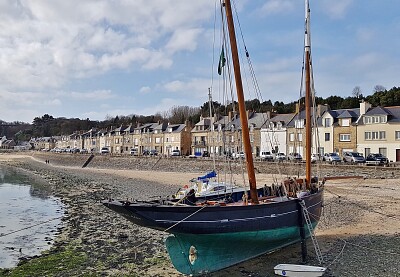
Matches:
[163,78,210,99]
[320,0,353,19]
[261,0,295,15]
[0,1,213,91]
[139,86,151,94]
[166,28,202,54]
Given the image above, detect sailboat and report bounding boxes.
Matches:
[103,0,324,275]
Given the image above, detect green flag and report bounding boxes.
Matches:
[217,47,226,75]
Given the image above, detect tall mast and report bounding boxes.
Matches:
[224,0,258,204]
[304,0,312,187]
[208,88,216,171]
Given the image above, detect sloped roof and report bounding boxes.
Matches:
[364,106,390,116]
[166,124,186,133]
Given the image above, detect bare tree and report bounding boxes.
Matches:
[352,86,362,98]
[168,106,200,124]
[373,85,386,93]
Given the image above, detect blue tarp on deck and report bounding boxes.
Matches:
[197,170,217,181]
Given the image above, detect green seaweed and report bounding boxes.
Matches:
[0,242,88,277]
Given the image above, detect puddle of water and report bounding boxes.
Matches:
[0,168,64,269]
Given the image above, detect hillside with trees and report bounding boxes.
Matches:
[1,86,399,143]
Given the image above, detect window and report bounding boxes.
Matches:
[396,131,400,140]
[365,115,387,124]
[365,131,386,140]
[325,133,330,141]
[295,119,304,129]
[379,148,387,157]
[250,134,254,142]
[341,118,350,127]
[289,133,295,142]
[339,134,351,141]
[155,137,161,143]
[297,133,303,142]
[324,118,331,127]
[276,122,282,130]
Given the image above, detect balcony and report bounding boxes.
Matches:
[192,141,206,146]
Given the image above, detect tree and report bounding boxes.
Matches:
[373,85,386,93]
[352,86,362,99]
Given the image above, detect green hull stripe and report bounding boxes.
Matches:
[165,223,317,276]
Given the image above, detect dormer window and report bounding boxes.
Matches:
[249,125,254,132]
[324,118,331,127]
[295,119,304,129]
[276,122,282,130]
[341,118,350,127]
[269,122,274,129]
[218,124,222,131]
[168,127,173,132]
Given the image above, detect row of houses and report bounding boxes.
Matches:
[26,101,400,162]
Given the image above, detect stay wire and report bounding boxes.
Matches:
[0,216,63,238]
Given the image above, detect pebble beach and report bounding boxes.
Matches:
[0,152,399,276]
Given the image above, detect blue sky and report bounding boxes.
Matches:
[0,0,399,123]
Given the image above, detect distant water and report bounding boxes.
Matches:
[0,167,64,269]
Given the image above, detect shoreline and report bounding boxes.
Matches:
[0,152,399,276]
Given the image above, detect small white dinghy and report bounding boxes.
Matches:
[274,264,326,277]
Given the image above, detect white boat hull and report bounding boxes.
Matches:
[274,264,326,277]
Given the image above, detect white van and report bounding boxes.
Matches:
[260,151,273,161]
[130,148,139,156]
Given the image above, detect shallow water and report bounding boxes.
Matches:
[0,167,64,269]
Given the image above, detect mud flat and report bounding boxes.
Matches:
[0,152,399,276]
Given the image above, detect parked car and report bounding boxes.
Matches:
[274,153,286,161]
[323,152,341,163]
[233,151,245,159]
[311,153,323,163]
[288,153,302,161]
[80,148,88,154]
[202,151,210,157]
[100,147,110,154]
[149,149,158,156]
[342,152,365,164]
[365,153,388,166]
[171,149,181,157]
[260,151,273,161]
[130,148,139,156]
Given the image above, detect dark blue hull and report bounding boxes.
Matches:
[103,189,323,235]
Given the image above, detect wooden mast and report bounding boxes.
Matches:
[305,0,312,187]
[224,0,259,204]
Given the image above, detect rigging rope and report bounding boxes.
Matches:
[0,216,63,238]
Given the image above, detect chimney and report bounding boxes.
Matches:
[317,104,330,117]
[295,103,300,114]
[360,100,372,115]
